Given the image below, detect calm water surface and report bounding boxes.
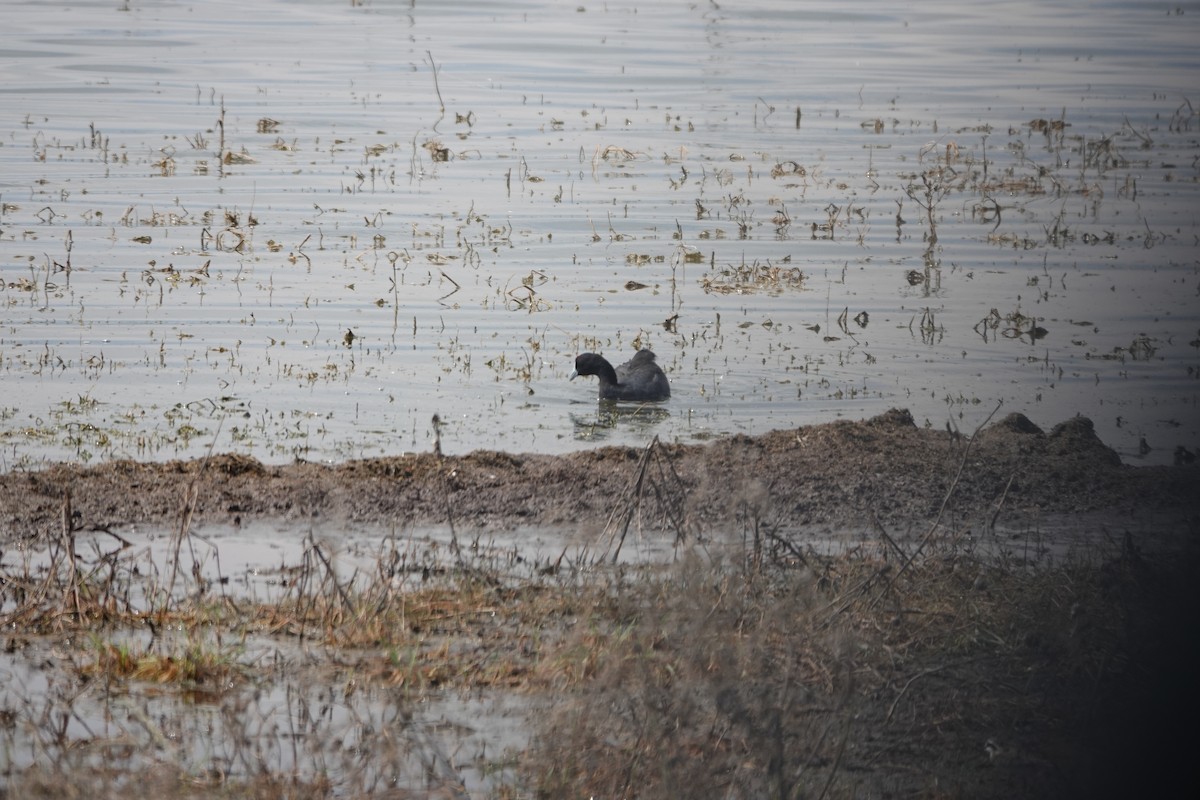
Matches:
[2,0,1198,467]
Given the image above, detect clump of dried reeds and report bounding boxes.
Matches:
[700,257,805,295]
[80,634,246,688]
[521,527,1176,798]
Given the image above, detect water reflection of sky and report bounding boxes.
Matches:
[0,0,1196,467]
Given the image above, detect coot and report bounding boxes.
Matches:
[570,350,670,401]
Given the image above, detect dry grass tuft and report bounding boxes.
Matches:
[521,531,1196,799]
[80,635,246,687]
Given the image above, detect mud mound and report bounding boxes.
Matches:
[2,409,1196,544]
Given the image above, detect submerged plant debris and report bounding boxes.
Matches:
[700,258,805,295]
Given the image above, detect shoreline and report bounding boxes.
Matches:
[5,409,1196,546]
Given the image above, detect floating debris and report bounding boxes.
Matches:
[700,259,804,295]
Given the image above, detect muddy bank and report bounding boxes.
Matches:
[2,409,1199,799]
[4,409,1196,544]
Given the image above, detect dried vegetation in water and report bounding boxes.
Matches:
[700,257,805,295]
[1,412,1197,797]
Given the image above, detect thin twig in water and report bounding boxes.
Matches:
[602,436,695,563]
[426,50,445,114]
[308,536,355,615]
[606,437,656,563]
[165,415,225,607]
[432,415,463,568]
[60,489,82,623]
[763,525,810,568]
[872,514,909,562]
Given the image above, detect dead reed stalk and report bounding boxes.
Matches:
[602,436,693,562]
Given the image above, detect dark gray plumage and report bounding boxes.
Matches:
[569,350,670,401]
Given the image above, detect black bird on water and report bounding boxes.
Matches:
[569,350,670,402]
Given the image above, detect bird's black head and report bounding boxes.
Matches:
[573,353,605,377]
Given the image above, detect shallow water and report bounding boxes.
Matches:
[0,505,1186,793]
[1,0,1197,469]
